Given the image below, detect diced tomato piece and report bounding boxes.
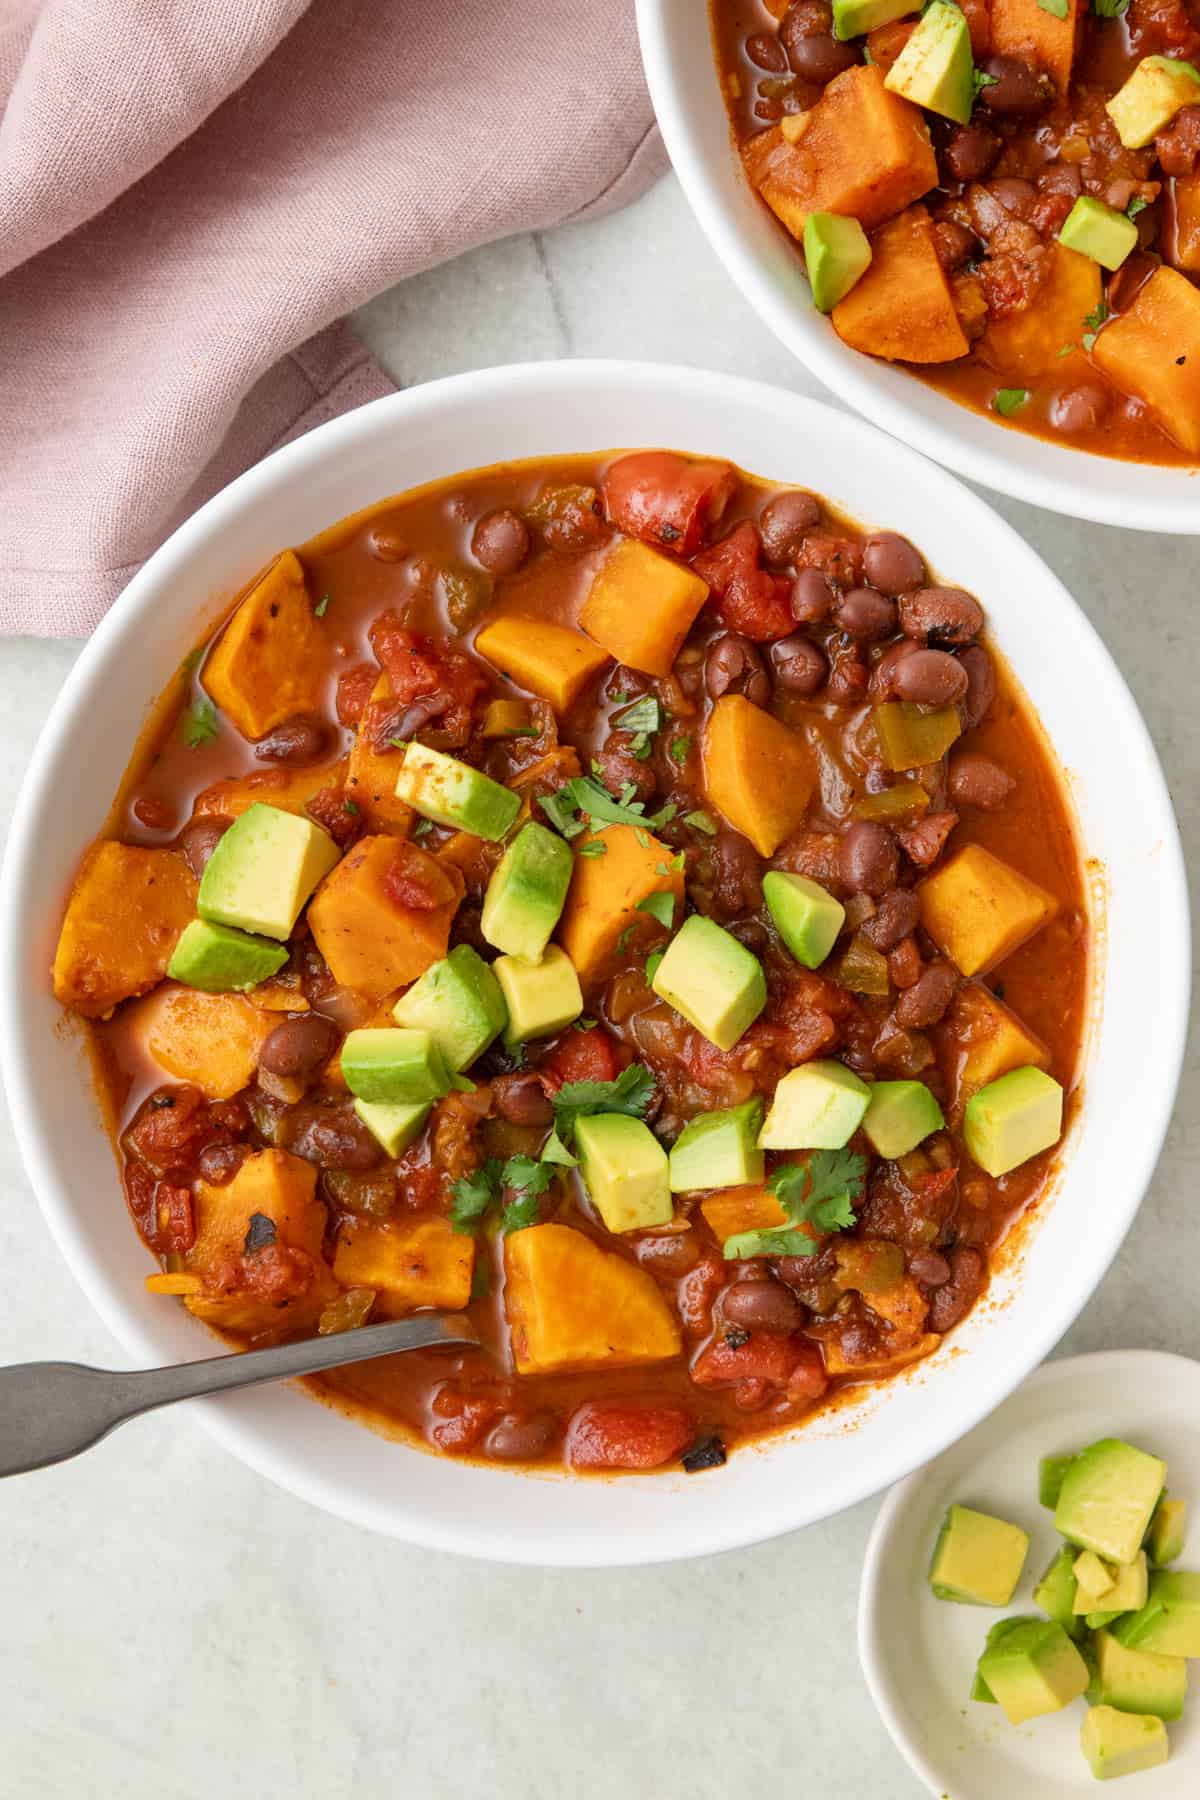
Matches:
[124,1160,156,1239]
[336,663,380,727]
[676,1249,725,1334]
[691,522,795,642]
[602,451,737,558]
[793,529,863,588]
[787,1340,830,1404]
[692,1331,801,1389]
[565,1402,693,1471]
[428,1385,502,1453]
[367,614,487,747]
[241,1241,317,1305]
[368,615,442,703]
[156,1181,195,1254]
[383,855,446,912]
[538,1025,621,1088]
[307,783,363,848]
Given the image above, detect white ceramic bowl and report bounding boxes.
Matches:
[0,361,1187,1564]
[637,0,1200,532]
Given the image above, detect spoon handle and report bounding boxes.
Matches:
[0,1313,477,1478]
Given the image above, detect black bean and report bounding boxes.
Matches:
[894,962,957,1028]
[770,633,827,693]
[891,648,969,707]
[492,1071,553,1127]
[978,55,1052,118]
[791,568,835,623]
[705,632,769,704]
[177,815,230,880]
[861,886,920,951]
[1049,383,1110,433]
[947,752,1014,810]
[958,645,996,730]
[260,1013,340,1082]
[707,829,764,920]
[593,730,658,805]
[471,508,530,576]
[839,821,899,896]
[898,587,984,647]
[722,1280,804,1333]
[862,533,925,596]
[759,489,822,563]
[785,31,859,83]
[254,715,331,766]
[943,123,1001,183]
[837,587,897,642]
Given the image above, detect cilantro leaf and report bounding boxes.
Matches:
[684,810,718,835]
[1092,0,1129,14]
[449,1159,501,1235]
[615,923,635,956]
[1038,0,1067,15]
[993,387,1028,418]
[538,788,587,839]
[724,1148,866,1260]
[972,68,998,96]
[500,1154,556,1233]
[724,1227,820,1259]
[182,697,219,749]
[1126,194,1148,219]
[669,735,693,765]
[552,1062,657,1148]
[636,890,675,931]
[615,694,661,737]
[314,593,330,618]
[1083,299,1110,333]
[578,839,607,858]
[541,1128,578,1167]
[562,775,676,835]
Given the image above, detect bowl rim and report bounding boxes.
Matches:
[0,358,1189,1563]
[636,0,1200,534]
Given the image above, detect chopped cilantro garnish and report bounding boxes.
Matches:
[538,787,587,839]
[615,923,635,957]
[724,1148,866,1260]
[563,775,676,834]
[972,68,998,96]
[500,1154,555,1233]
[1093,0,1129,15]
[1056,344,1075,358]
[1083,299,1110,334]
[575,1015,598,1031]
[182,697,219,749]
[541,1128,579,1167]
[1127,195,1148,219]
[413,818,434,840]
[314,593,330,618]
[992,387,1029,418]
[449,1160,501,1235]
[578,840,607,858]
[552,1062,657,1148]
[1037,0,1067,16]
[343,799,360,815]
[669,736,693,765]
[684,810,718,836]
[636,890,675,931]
[615,694,661,737]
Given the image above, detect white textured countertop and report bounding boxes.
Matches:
[0,174,1196,1799]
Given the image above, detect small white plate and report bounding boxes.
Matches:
[860,1351,1200,1798]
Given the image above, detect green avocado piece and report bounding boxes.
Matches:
[978,1617,1090,1724]
[963,1064,1064,1177]
[862,1080,945,1158]
[392,944,507,1071]
[928,1503,1030,1606]
[1149,1497,1188,1566]
[1088,1610,1127,1632]
[1041,1452,1076,1509]
[1114,1571,1200,1657]
[340,1027,451,1105]
[759,1059,870,1151]
[1075,1549,1119,1603]
[1080,1705,1170,1780]
[802,212,873,313]
[651,913,766,1051]
[574,1113,672,1234]
[883,0,975,124]
[197,802,340,940]
[166,918,287,992]
[1034,1545,1083,1635]
[832,0,916,39]
[1092,1629,1189,1721]
[393,741,520,841]
[1059,196,1139,270]
[1107,54,1200,149]
[1056,1438,1167,1566]
[353,1098,432,1158]
[480,821,574,962]
[762,869,845,967]
[494,945,583,1043]
[669,1098,765,1193]
[971,1617,1031,1704]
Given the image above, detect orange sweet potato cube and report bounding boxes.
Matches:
[504,1224,681,1375]
[185,1149,334,1335]
[1170,172,1200,272]
[1092,266,1200,452]
[192,759,347,822]
[345,673,414,834]
[332,1215,474,1317]
[979,243,1101,380]
[52,842,196,1016]
[307,834,462,998]
[703,693,815,856]
[202,550,325,741]
[558,823,685,986]
[938,980,1051,1114]
[989,0,1080,97]
[919,843,1058,977]
[833,206,969,365]
[474,614,612,711]
[743,66,936,239]
[129,983,278,1099]
[579,538,710,677]
[700,1186,789,1244]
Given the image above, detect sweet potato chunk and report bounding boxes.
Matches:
[939,980,1051,1113]
[190,1148,325,1270]
[332,1216,474,1317]
[703,693,815,856]
[578,539,709,677]
[819,1329,940,1378]
[558,823,685,986]
[989,0,1080,97]
[504,1224,681,1375]
[1170,172,1200,272]
[185,1149,334,1334]
[192,759,347,822]
[743,66,936,239]
[1092,267,1200,452]
[201,551,324,741]
[475,615,612,711]
[979,244,1101,380]
[345,674,414,834]
[919,844,1058,977]
[129,984,277,1099]
[700,1185,789,1244]
[833,206,969,364]
[52,842,196,1016]
[307,835,462,998]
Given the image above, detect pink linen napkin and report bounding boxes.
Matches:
[0,0,664,635]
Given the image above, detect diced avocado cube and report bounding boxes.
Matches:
[340,1027,451,1105]
[928,1503,1030,1606]
[494,945,582,1043]
[1088,1610,1127,1632]
[392,944,506,1072]
[1114,1571,1200,1657]
[1059,196,1139,270]
[803,212,872,313]
[651,914,766,1051]
[977,1617,1090,1724]
[1034,1545,1080,1632]
[669,1098,765,1193]
[1148,1497,1188,1566]
[832,0,915,38]
[166,918,287,992]
[884,0,975,124]
[963,1064,1064,1177]
[393,741,521,841]
[969,1667,997,1704]
[1080,1705,1170,1780]
[1056,1438,1167,1566]
[759,1060,870,1151]
[971,1617,1031,1704]
[1075,1549,1119,1604]
[1092,1630,1188,1721]
[862,1080,944,1159]
[574,1113,673,1234]
[197,802,340,940]
[762,869,845,968]
[1107,54,1200,149]
[1041,1452,1076,1509]
[353,1098,432,1158]
[480,821,573,963]
[1105,1553,1150,1615]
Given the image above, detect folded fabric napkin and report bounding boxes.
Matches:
[0,0,663,635]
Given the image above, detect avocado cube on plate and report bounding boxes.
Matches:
[167,917,287,992]
[964,1065,1064,1177]
[1092,1629,1188,1721]
[759,1059,871,1151]
[831,0,913,37]
[802,212,872,313]
[884,0,975,124]
[574,1113,672,1235]
[1040,1451,1076,1510]
[1081,1705,1169,1780]
[1074,1549,1118,1604]
[480,821,574,963]
[669,1098,765,1193]
[1114,1571,1200,1657]
[651,913,766,1051]
[393,740,520,841]
[392,943,507,1072]
[929,1503,1030,1606]
[1056,1437,1166,1566]
[977,1617,1090,1724]
[494,945,582,1044]
[1107,54,1200,148]
[198,802,340,940]
[862,1080,944,1159]
[1034,1545,1083,1635]
[1148,1497,1188,1566]
[1058,196,1139,270]
[353,1099,432,1159]
[762,869,845,968]
[340,1027,451,1106]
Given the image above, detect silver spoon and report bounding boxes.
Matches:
[0,1312,478,1478]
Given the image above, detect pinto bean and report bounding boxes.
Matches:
[770,633,827,693]
[977,55,1052,117]
[861,532,925,596]
[260,1013,340,1082]
[721,1280,805,1333]
[288,1104,382,1171]
[790,567,835,622]
[894,961,957,1028]
[958,644,996,730]
[704,632,770,704]
[177,815,231,879]
[759,489,823,563]
[1049,382,1110,434]
[868,636,922,699]
[861,886,919,951]
[908,1248,952,1288]
[839,821,899,896]
[897,586,983,646]
[471,508,530,575]
[891,648,969,707]
[254,715,331,766]
[836,587,897,641]
[948,751,1014,810]
[927,1247,985,1331]
[492,1071,553,1128]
